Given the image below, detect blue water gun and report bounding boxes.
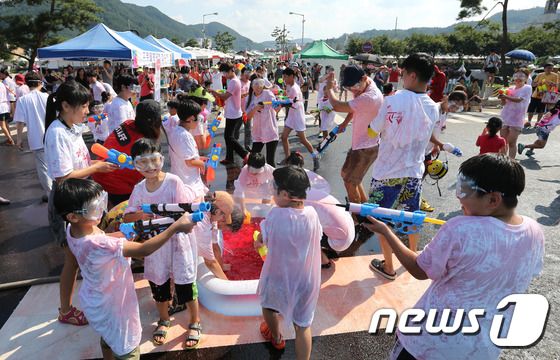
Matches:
[119,212,204,240]
[259,97,296,109]
[207,112,223,139]
[87,113,108,123]
[91,143,134,170]
[337,201,446,234]
[206,143,222,182]
[317,125,344,154]
[141,202,212,216]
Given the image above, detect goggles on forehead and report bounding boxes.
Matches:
[248,166,265,175]
[73,191,108,221]
[133,152,164,172]
[455,173,504,199]
[92,104,104,112]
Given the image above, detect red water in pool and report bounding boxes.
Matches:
[221,218,264,280]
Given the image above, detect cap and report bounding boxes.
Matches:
[341,65,366,87]
[290,62,299,68]
[527,64,536,70]
[188,85,215,103]
[136,99,161,123]
[544,62,554,68]
[136,68,144,73]
[14,74,25,85]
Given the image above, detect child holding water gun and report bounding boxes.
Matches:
[255,166,322,358]
[476,116,506,154]
[168,96,208,200]
[162,99,180,132]
[123,138,203,349]
[518,100,560,157]
[363,154,544,360]
[87,100,109,144]
[53,178,195,359]
[44,81,118,327]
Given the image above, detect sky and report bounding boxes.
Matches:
[124,0,543,43]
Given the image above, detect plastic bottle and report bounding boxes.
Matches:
[443,143,463,157]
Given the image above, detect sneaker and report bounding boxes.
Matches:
[317,133,323,139]
[526,149,535,157]
[420,198,434,212]
[313,156,320,171]
[517,143,525,155]
[369,259,396,281]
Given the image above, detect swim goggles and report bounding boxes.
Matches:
[73,191,108,221]
[455,173,504,199]
[133,152,164,172]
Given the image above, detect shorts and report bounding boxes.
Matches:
[284,110,306,132]
[0,112,11,122]
[48,181,68,247]
[341,146,378,186]
[502,124,523,132]
[148,279,198,303]
[389,336,417,360]
[536,127,550,141]
[100,338,140,360]
[368,177,422,212]
[528,97,546,114]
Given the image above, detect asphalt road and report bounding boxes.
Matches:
[0,93,558,359]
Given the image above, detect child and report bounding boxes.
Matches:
[278,67,321,171]
[187,88,213,150]
[87,100,110,144]
[317,66,337,139]
[44,80,118,326]
[54,178,195,359]
[233,152,274,213]
[123,139,202,349]
[162,99,180,132]
[476,116,507,154]
[168,97,208,200]
[362,154,544,360]
[285,151,331,194]
[518,101,560,157]
[255,166,322,359]
[366,53,440,280]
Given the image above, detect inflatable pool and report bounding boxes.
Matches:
[196,194,355,317]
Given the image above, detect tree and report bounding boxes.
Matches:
[271,26,290,57]
[511,21,560,58]
[458,0,510,73]
[184,38,199,48]
[0,0,100,70]
[405,33,449,58]
[345,37,365,56]
[213,31,235,53]
[171,37,182,46]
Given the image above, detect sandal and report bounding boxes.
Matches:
[153,319,171,345]
[369,259,397,281]
[184,322,202,350]
[259,321,285,350]
[58,306,88,326]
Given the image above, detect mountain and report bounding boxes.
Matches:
[324,7,559,49]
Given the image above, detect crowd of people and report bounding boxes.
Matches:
[0,50,550,360]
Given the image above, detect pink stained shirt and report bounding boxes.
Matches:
[348,79,383,150]
[225,76,243,119]
[398,215,545,360]
[247,89,279,143]
[233,163,275,200]
[500,85,532,128]
[66,229,141,356]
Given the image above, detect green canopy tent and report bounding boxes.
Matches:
[297,40,349,60]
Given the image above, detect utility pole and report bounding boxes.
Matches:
[394,17,398,37]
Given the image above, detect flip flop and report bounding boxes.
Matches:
[369,259,397,280]
[259,321,285,350]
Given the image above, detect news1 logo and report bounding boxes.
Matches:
[369,294,549,347]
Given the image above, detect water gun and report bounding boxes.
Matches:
[141,202,212,217]
[87,113,108,123]
[272,87,284,96]
[537,84,548,93]
[206,143,222,183]
[119,212,204,240]
[496,87,512,97]
[337,201,446,234]
[317,125,344,154]
[442,143,463,157]
[207,112,223,140]
[253,230,267,261]
[91,143,134,170]
[259,98,296,109]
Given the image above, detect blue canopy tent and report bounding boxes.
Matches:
[144,35,181,63]
[157,38,193,59]
[116,31,173,67]
[38,23,172,67]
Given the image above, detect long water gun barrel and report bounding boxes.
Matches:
[338,202,446,234]
[91,143,134,170]
[259,98,296,109]
[206,143,222,182]
[317,125,343,154]
[141,202,212,215]
[87,113,108,123]
[119,212,204,240]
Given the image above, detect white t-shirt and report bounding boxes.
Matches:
[224,76,243,119]
[425,105,448,156]
[233,164,275,200]
[125,173,198,285]
[501,85,532,128]
[168,125,207,198]
[103,82,118,98]
[284,82,307,132]
[44,119,90,179]
[3,77,17,102]
[348,79,383,150]
[399,216,544,360]
[370,90,439,180]
[91,80,106,102]
[105,97,135,133]
[13,89,49,151]
[16,84,30,100]
[0,83,10,114]
[211,72,223,91]
[66,229,141,356]
[88,111,110,142]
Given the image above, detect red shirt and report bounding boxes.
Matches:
[429,69,447,102]
[92,120,144,195]
[476,134,506,154]
[138,73,154,97]
[389,68,400,82]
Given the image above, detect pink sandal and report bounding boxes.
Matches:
[58,306,88,326]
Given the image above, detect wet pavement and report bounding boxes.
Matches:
[0,95,559,359]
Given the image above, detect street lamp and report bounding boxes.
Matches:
[202,12,218,49]
[289,12,305,51]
